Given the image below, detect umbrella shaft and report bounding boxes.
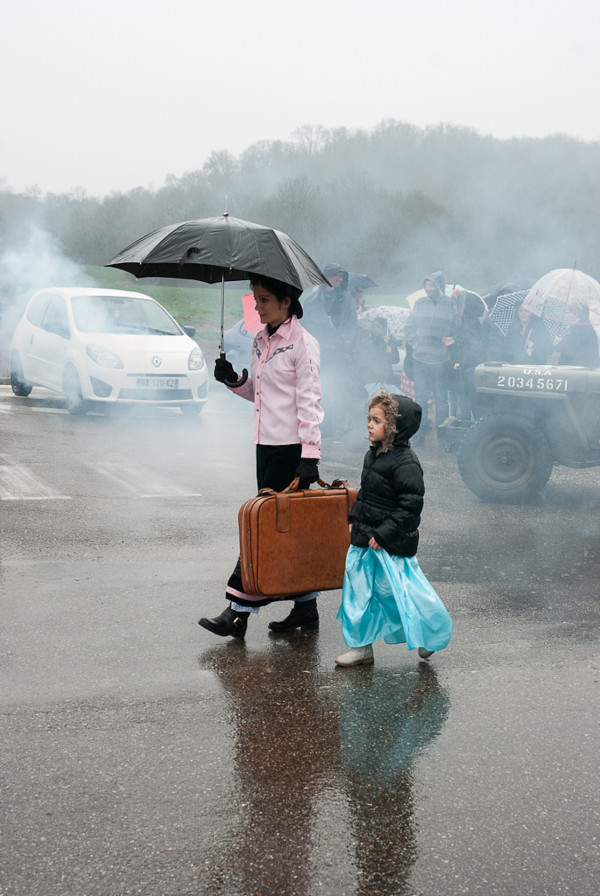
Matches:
[219,274,225,353]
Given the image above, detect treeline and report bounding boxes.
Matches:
[2,120,600,295]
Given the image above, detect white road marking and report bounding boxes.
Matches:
[88,458,202,498]
[0,385,66,413]
[0,455,71,501]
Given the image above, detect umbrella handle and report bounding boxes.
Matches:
[220,350,249,388]
[226,369,249,388]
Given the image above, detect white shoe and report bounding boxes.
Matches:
[335,645,374,666]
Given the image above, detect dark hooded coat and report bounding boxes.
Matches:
[404,271,455,365]
[301,266,359,354]
[554,317,600,368]
[503,310,553,365]
[349,395,424,556]
[448,291,487,370]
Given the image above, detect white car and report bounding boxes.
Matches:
[9,287,209,415]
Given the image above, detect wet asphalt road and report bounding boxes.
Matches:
[1,383,599,896]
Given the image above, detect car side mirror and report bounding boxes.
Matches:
[183,325,196,338]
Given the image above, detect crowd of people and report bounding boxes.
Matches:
[302,264,600,440]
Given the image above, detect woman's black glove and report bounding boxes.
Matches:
[295,457,319,489]
[214,357,238,384]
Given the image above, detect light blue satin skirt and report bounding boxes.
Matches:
[337,546,452,651]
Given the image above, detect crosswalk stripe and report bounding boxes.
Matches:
[87,459,202,498]
[0,455,71,501]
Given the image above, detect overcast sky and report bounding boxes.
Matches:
[2,0,599,198]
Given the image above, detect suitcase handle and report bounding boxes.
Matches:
[250,478,359,536]
[282,477,353,493]
[258,478,353,496]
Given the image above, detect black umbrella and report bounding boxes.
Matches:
[107,214,329,386]
[347,272,378,292]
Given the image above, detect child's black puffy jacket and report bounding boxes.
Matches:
[349,396,424,556]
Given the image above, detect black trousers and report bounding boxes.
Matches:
[227,444,312,608]
[256,443,302,492]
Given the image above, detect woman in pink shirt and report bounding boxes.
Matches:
[199,275,324,638]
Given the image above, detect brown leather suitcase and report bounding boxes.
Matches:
[238,478,358,597]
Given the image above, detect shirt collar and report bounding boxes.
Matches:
[260,315,295,341]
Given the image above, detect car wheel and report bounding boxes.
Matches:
[62,366,88,416]
[458,414,553,503]
[180,404,204,417]
[10,353,33,397]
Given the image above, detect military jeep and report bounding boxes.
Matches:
[439,362,600,502]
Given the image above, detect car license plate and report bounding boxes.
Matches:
[136,377,179,389]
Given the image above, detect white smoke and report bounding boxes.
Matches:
[0,225,95,375]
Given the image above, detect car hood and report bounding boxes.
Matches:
[80,333,196,354]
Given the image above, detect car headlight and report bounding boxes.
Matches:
[86,343,124,369]
[188,346,206,371]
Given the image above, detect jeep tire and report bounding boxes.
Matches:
[458,414,553,503]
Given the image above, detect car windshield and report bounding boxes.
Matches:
[70,295,182,336]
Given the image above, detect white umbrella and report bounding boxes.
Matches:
[522,268,600,339]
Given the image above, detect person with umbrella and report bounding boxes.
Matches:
[503,301,553,365]
[199,274,325,638]
[552,301,600,368]
[347,272,378,319]
[107,214,330,635]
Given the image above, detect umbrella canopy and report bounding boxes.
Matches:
[107,214,329,386]
[522,268,600,337]
[482,279,533,310]
[107,214,329,293]
[358,305,411,336]
[348,272,378,293]
[487,290,529,336]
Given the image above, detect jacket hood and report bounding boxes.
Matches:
[393,395,422,444]
[423,271,446,300]
[373,392,422,452]
[324,263,348,291]
[454,289,488,323]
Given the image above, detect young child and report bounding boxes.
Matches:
[335,390,452,666]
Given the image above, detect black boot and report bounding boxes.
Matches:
[199,606,249,638]
[268,599,319,633]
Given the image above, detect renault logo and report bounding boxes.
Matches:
[152,356,162,368]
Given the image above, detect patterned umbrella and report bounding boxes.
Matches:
[358,305,411,336]
[487,291,529,335]
[522,268,600,339]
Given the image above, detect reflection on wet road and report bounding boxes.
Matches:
[199,638,449,896]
